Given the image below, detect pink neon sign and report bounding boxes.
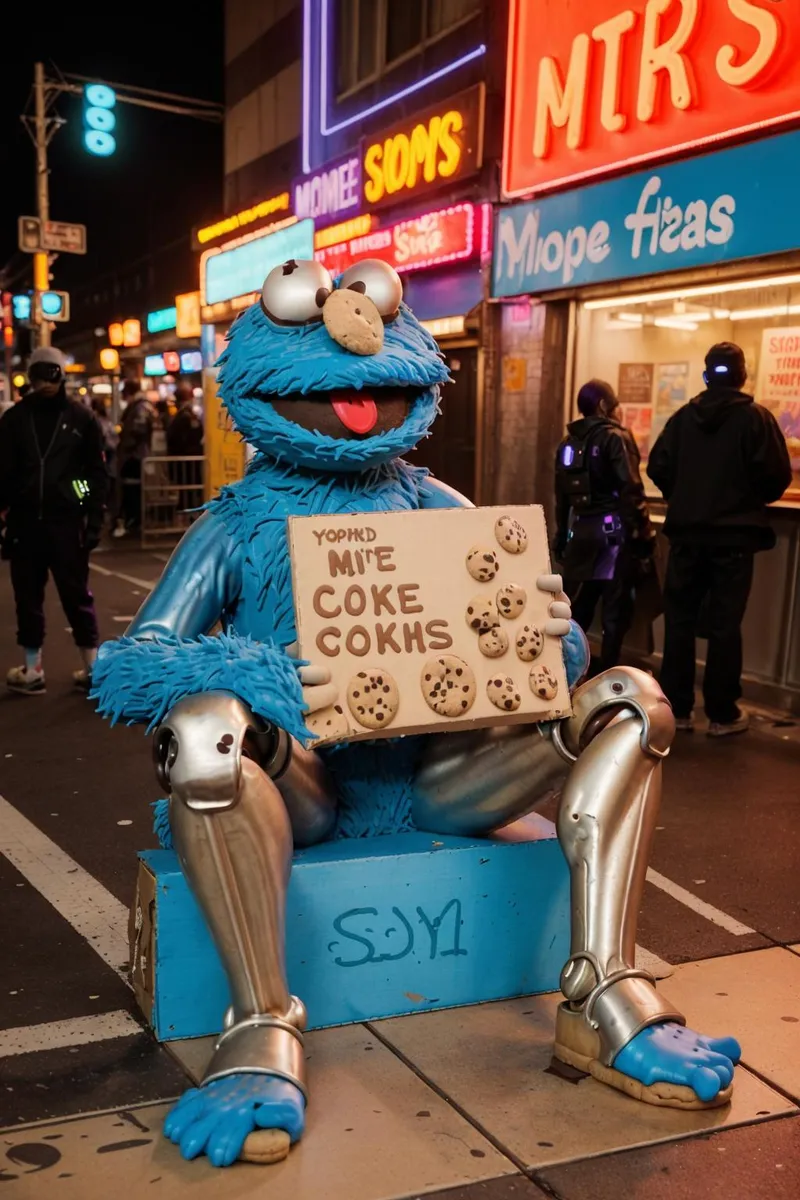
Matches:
[316,203,487,276]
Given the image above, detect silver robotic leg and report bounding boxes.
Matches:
[551,667,686,1077]
[155,691,337,1095]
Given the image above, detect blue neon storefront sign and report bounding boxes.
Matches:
[203,220,315,307]
[147,306,178,333]
[493,128,800,299]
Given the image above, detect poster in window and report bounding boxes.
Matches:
[617,362,654,407]
[619,404,653,461]
[755,327,800,499]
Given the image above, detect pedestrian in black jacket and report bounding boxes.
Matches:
[554,379,655,671]
[0,347,107,695]
[648,342,791,736]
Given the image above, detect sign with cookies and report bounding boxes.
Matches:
[288,505,571,746]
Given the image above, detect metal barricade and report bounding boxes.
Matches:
[140,456,205,547]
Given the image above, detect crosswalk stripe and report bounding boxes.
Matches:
[0,1011,142,1058]
[647,867,756,936]
[0,795,130,977]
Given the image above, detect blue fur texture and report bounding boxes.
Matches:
[92,632,310,741]
[209,455,428,650]
[217,298,449,471]
[563,621,591,690]
[153,799,173,850]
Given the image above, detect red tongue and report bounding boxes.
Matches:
[331,391,378,435]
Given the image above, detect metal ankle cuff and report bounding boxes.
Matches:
[582,971,686,1066]
[203,1012,308,1099]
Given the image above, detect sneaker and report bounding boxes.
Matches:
[674,716,695,732]
[7,665,46,695]
[112,520,127,539]
[707,711,750,738]
[73,668,92,692]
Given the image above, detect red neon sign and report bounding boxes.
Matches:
[316,203,481,276]
[163,351,180,373]
[503,0,800,198]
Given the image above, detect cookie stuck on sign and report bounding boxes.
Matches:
[289,505,571,745]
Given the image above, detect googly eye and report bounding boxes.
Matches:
[260,259,334,324]
[338,260,403,321]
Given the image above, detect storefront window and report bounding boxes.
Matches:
[574,274,800,502]
[336,0,479,96]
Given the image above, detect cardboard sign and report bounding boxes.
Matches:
[289,506,571,746]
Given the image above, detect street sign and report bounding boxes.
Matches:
[41,221,87,255]
[18,216,41,253]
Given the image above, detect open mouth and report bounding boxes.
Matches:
[270,387,417,440]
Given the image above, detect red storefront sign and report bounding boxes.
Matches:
[316,203,479,276]
[503,0,800,198]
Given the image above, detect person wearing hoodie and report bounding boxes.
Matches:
[0,346,107,694]
[554,378,654,671]
[648,342,791,737]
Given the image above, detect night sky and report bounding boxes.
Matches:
[0,5,224,300]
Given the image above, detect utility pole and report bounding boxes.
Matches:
[20,66,223,352]
[33,62,52,348]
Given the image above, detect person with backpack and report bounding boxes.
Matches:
[554,378,654,672]
[648,342,791,736]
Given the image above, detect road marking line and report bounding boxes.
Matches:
[0,1011,142,1058]
[647,867,755,936]
[89,563,156,590]
[0,795,130,976]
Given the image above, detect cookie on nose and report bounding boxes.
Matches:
[323,288,384,356]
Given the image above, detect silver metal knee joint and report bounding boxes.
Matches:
[154,690,289,813]
[554,667,675,762]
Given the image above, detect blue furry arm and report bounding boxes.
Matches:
[127,510,241,640]
[417,476,474,509]
[563,621,590,690]
[92,632,311,738]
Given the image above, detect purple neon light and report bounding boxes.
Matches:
[302,0,486,172]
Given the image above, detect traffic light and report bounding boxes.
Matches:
[83,84,116,156]
[38,291,70,322]
[12,294,32,322]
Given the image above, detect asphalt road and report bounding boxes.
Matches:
[0,543,798,1128]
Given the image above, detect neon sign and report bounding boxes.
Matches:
[144,354,166,376]
[503,0,800,198]
[362,86,484,210]
[316,203,486,277]
[293,155,361,222]
[201,218,315,308]
[147,306,177,333]
[302,0,486,172]
[314,215,373,251]
[195,192,291,247]
[109,319,141,348]
[175,291,201,338]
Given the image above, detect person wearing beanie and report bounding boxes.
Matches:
[0,346,108,694]
[648,342,792,736]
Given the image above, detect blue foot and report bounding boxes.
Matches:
[164,1074,306,1167]
[614,1022,742,1103]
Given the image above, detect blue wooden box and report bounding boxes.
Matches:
[130,819,570,1042]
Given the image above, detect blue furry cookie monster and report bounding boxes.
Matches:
[91,258,603,1169]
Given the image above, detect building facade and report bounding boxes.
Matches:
[203,0,513,501]
[492,0,800,707]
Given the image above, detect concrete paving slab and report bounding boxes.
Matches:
[0,1023,514,1200]
[372,991,795,1169]
[664,948,800,1102]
